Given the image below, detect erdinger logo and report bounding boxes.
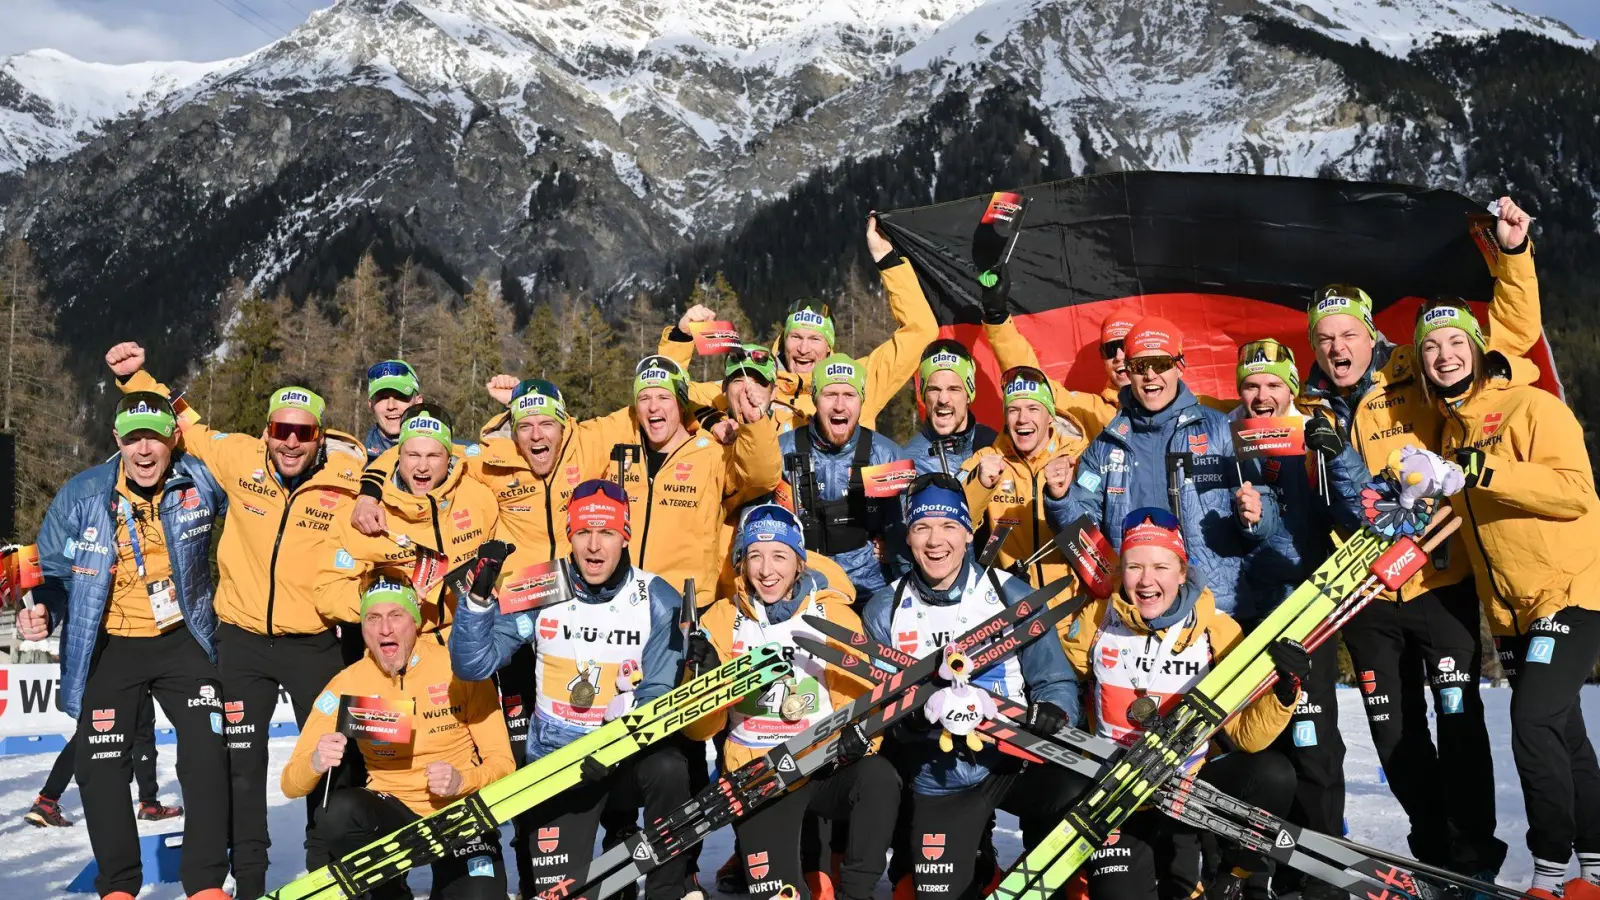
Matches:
[929,350,962,368]
[791,309,827,327]
[1422,306,1460,326]
[277,389,312,405]
[824,362,857,379]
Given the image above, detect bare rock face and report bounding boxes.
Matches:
[0,0,1592,378]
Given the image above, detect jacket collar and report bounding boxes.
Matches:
[908,554,978,607]
[571,554,635,604]
[1103,383,1203,444]
[382,454,467,518]
[1111,582,1212,651]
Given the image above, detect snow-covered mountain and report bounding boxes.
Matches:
[0,0,1595,381]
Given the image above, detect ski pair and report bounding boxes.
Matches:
[267,644,792,900]
[545,577,1082,900]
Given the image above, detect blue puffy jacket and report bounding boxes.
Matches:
[449,558,685,762]
[1230,406,1372,622]
[778,422,908,598]
[1045,385,1279,616]
[864,556,1079,795]
[903,419,998,477]
[35,455,226,719]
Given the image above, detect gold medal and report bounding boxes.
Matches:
[779,692,807,723]
[570,669,597,708]
[1128,693,1160,727]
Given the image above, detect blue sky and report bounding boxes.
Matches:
[0,0,1594,64]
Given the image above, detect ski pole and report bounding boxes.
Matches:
[936,438,951,476]
[1165,452,1192,531]
[682,578,700,678]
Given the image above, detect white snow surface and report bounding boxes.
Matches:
[0,685,1594,898]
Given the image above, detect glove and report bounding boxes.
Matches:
[1303,415,1344,460]
[1024,700,1068,737]
[1455,447,1488,489]
[980,264,1011,325]
[469,540,515,598]
[685,629,719,671]
[1267,638,1312,706]
[580,756,611,784]
[835,722,871,766]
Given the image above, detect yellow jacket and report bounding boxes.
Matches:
[659,257,937,432]
[118,370,365,636]
[281,638,513,817]
[1304,242,1543,601]
[1078,587,1294,756]
[982,317,1231,437]
[684,581,872,769]
[1435,353,1600,634]
[959,418,1094,670]
[604,418,781,609]
[317,457,500,640]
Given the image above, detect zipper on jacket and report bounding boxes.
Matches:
[1030,466,1046,587]
[1443,406,1520,635]
[636,435,693,572]
[264,501,294,642]
[428,495,448,644]
[543,484,557,560]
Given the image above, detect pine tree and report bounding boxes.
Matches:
[622,291,669,367]
[391,259,425,360]
[330,251,394,431]
[556,304,630,421]
[524,302,566,383]
[209,282,284,436]
[0,240,87,537]
[446,278,509,429]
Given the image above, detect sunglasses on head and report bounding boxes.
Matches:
[742,503,802,532]
[1099,339,1125,360]
[1238,339,1295,366]
[909,472,964,496]
[999,365,1048,385]
[403,403,454,431]
[512,378,562,402]
[731,346,774,366]
[267,421,320,442]
[1123,506,1181,534]
[1127,355,1179,376]
[1310,284,1368,311]
[572,479,629,504]
[635,355,680,375]
[366,360,413,381]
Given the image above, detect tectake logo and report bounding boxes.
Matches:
[81,527,98,543]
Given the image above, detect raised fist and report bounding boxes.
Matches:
[1042,455,1075,499]
[106,342,146,378]
[486,374,519,407]
[976,454,1007,490]
[678,304,718,335]
[1494,196,1531,250]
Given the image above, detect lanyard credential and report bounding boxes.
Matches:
[118,498,149,581]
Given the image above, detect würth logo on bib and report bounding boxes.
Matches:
[502,695,522,718]
[922,834,946,861]
[1482,412,1504,436]
[1099,646,1120,669]
[897,631,919,654]
[452,509,473,531]
[674,463,693,482]
[537,827,560,853]
[538,618,558,640]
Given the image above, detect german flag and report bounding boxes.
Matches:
[878,172,1561,423]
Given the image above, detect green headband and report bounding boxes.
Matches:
[1414,302,1486,350]
[1236,340,1301,395]
[399,412,452,449]
[1001,369,1054,409]
[784,304,836,347]
[1306,286,1377,341]
[634,358,689,401]
[115,394,178,439]
[361,579,422,626]
[511,381,569,423]
[919,346,977,400]
[812,353,866,398]
[268,386,326,424]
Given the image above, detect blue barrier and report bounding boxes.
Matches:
[1,722,300,757]
[67,831,184,893]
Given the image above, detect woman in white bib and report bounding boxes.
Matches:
[1076,508,1303,900]
[685,503,901,900]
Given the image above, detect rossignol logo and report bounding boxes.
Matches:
[278,389,311,405]
[791,310,827,326]
[824,362,857,379]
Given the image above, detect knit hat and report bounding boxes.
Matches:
[735,503,807,564]
[361,575,422,626]
[268,386,326,424]
[398,409,452,450]
[366,360,421,400]
[1121,507,1186,563]
[567,479,631,541]
[114,392,178,440]
[782,299,836,348]
[1307,284,1377,341]
[919,339,977,400]
[1101,315,1137,346]
[1123,317,1183,357]
[811,353,866,399]
[1236,339,1301,395]
[905,474,972,532]
[1001,366,1054,410]
[1414,299,1486,350]
[510,378,569,423]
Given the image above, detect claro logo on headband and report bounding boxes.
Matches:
[1423,307,1461,325]
[279,389,312,404]
[126,401,160,416]
[515,394,548,410]
[1005,378,1042,395]
[640,368,671,382]
[1316,296,1354,313]
[409,417,443,433]
[791,310,827,327]
[928,351,962,368]
[825,362,857,378]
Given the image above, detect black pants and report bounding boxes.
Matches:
[43,690,161,804]
[214,622,348,898]
[908,763,1090,900]
[317,788,507,899]
[522,738,697,900]
[496,644,538,897]
[1497,607,1600,863]
[1268,635,1345,837]
[77,628,230,897]
[1339,582,1505,872]
[736,754,901,900]
[1085,751,1296,900]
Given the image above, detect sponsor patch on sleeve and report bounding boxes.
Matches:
[315,691,339,716]
[1075,471,1102,492]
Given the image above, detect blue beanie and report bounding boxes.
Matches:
[736,504,807,564]
[905,482,972,532]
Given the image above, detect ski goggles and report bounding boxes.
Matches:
[1099,339,1125,361]
[1307,284,1377,339]
[1000,365,1054,409]
[783,299,836,345]
[114,392,179,440]
[266,421,321,443]
[366,360,420,399]
[1236,339,1300,394]
[1127,355,1181,377]
[919,339,977,399]
[510,378,569,423]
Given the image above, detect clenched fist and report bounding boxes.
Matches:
[352,495,388,536]
[866,215,894,262]
[1043,456,1075,500]
[678,304,718,335]
[16,604,49,641]
[106,342,146,379]
[976,454,1007,490]
[1494,196,1531,250]
[426,761,464,797]
[486,374,520,407]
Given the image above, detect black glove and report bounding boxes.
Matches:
[1303,415,1344,460]
[835,722,871,766]
[1456,447,1488,488]
[1267,638,1312,706]
[1024,700,1068,737]
[469,540,515,598]
[685,629,719,671]
[980,264,1012,325]
[580,756,611,784]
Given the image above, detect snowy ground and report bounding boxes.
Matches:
[2,686,1594,898]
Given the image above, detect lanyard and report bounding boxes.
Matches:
[118,498,149,581]
[1127,610,1190,692]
